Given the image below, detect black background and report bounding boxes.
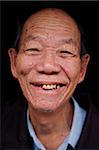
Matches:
[1,1,99,110]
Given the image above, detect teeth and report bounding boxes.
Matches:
[57,85,60,89]
[42,84,59,90]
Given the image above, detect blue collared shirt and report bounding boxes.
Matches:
[27,97,86,150]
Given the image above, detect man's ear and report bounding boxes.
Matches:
[78,54,90,84]
[8,48,18,78]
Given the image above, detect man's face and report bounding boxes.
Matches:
[9,9,90,112]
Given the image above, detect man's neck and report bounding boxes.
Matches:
[28,102,73,150]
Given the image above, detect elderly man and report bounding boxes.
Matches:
[2,8,99,150]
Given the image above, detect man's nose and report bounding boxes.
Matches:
[36,53,61,74]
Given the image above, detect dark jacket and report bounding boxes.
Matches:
[1,95,99,150]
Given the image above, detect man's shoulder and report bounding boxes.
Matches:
[86,100,99,132]
[75,93,99,149]
[76,92,99,130]
[2,97,27,128]
[78,103,99,148]
[1,97,29,149]
[2,97,28,133]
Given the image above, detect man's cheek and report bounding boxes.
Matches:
[61,62,80,79]
[16,59,33,76]
[16,62,32,76]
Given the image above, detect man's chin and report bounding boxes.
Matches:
[29,101,60,114]
[35,107,56,114]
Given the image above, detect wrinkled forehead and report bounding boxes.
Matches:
[20,8,80,46]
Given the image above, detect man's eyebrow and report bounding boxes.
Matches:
[24,36,77,46]
[25,35,41,42]
[62,38,76,45]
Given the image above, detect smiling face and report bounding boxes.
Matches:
[9,9,90,112]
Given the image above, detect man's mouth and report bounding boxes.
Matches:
[30,83,65,90]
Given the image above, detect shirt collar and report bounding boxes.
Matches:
[68,97,86,148]
[27,97,86,150]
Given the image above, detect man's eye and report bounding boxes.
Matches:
[60,50,76,57]
[25,48,40,55]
